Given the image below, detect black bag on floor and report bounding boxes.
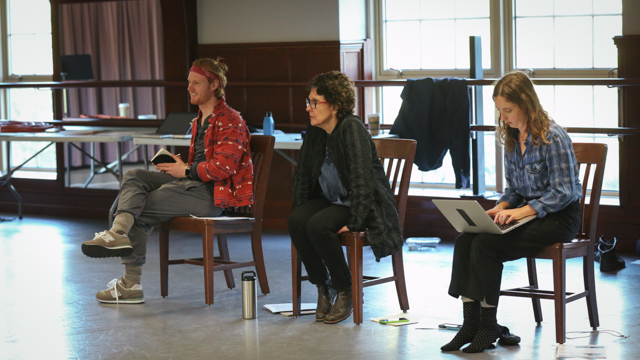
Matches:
[594,236,626,272]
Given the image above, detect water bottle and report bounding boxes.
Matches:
[242,271,257,319]
[263,111,274,136]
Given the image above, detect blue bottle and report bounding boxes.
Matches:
[263,111,274,136]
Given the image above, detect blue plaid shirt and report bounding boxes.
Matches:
[499,121,582,218]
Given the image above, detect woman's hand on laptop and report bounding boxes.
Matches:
[492,205,536,225]
[486,201,511,218]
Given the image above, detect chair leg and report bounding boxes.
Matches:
[391,249,409,311]
[584,254,600,329]
[216,234,235,289]
[527,257,543,324]
[348,239,364,325]
[159,223,170,298]
[552,251,568,344]
[291,244,302,317]
[251,230,270,295]
[202,228,215,306]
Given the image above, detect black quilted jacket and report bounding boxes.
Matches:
[292,115,403,261]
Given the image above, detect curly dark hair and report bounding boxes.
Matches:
[307,71,356,120]
[192,57,228,99]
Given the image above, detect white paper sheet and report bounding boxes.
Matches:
[556,344,606,359]
[263,303,316,313]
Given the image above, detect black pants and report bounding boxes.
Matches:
[288,197,352,291]
[448,201,582,306]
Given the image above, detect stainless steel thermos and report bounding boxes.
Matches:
[242,270,257,319]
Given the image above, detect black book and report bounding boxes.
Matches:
[151,148,176,164]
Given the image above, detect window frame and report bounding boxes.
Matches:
[373,0,621,198]
[0,0,55,176]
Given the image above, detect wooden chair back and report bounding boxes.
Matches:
[372,138,417,231]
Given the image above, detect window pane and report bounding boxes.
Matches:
[555,17,592,68]
[535,85,556,117]
[594,16,622,68]
[8,0,51,34]
[385,0,420,20]
[421,20,456,69]
[383,0,490,70]
[515,0,553,16]
[386,21,421,69]
[9,88,56,171]
[9,88,54,121]
[483,132,496,187]
[455,19,490,69]
[554,86,593,127]
[455,0,489,19]
[554,0,591,16]
[594,86,619,128]
[593,0,622,14]
[515,18,554,69]
[9,34,53,75]
[420,0,454,19]
[382,86,404,125]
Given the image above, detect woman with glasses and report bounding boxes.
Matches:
[288,71,403,324]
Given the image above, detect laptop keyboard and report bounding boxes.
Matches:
[498,219,519,231]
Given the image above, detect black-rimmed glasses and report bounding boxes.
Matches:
[305,98,328,109]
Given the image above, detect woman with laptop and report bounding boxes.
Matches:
[288,71,403,324]
[442,72,582,353]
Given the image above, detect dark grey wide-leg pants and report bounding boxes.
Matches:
[448,201,581,306]
[116,168,223,266]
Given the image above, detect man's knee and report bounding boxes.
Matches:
[123,168,148,182]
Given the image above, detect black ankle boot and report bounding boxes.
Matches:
[463,306,502,353]
[324,287,353,324]
[441,301,480,351]
[315,283,336,322]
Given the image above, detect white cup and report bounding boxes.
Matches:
[367,113,380,136]
[118,103,131,118]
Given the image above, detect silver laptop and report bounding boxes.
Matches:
[432,199,537,234]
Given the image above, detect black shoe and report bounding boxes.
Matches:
[324,287,353,324]
[598,237,626,272]
[498,325,521,346]
[315,283,336,322]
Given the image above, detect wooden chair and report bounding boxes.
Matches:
[158,135,275,305]
[292,138,417,324]
[500,142,608,343]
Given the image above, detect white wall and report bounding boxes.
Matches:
[197,0,340,44]
[339,0,366,41]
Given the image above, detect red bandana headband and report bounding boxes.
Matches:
[190,65,223,88]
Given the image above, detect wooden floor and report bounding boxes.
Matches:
[1,213,639,359]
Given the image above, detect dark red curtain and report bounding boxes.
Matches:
[60,0,164,167]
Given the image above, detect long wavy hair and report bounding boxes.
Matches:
[493,71,551,152]
[307,71,356,121]
[192,57,228,99]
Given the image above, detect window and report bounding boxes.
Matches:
[377,0,622,197]
[1,0,55,179]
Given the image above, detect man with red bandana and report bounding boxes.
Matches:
[81,58,253,304]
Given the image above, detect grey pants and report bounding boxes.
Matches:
[116,168,223,266]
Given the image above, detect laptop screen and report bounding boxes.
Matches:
[156,113,196,135]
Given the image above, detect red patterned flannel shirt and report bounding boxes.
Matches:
[188,98,254,208]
